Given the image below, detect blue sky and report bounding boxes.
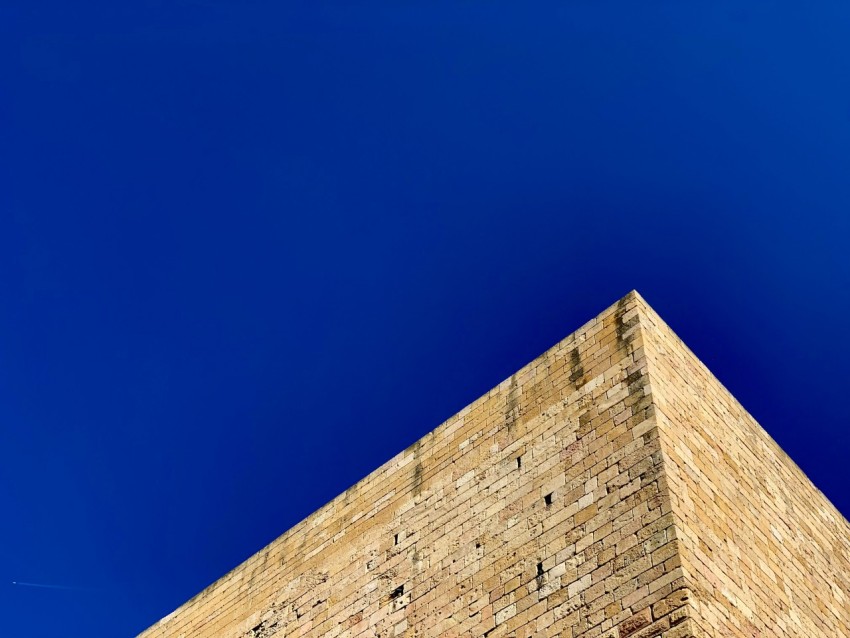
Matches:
[2,2,849,636]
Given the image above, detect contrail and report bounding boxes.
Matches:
[11,581,90,591]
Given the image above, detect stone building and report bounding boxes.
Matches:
[139,291,850,638]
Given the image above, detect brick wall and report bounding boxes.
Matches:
[140,292,695,638]
[140,291,849,638]
[637,296,850,637]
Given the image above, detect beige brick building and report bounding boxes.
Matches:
[139,291,850,638]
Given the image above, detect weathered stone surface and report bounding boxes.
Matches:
[138,291,850,638]
[637,295,850,637]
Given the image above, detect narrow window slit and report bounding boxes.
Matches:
[390,585,405,600]
[537,562,544,576]
[516,456,522,469]
[394,533,399,545]
[544,493,553,506]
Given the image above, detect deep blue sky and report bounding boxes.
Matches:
[2,2,849,636]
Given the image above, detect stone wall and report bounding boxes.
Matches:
[638,297,850,637]
[140,291,850,638]
[140,292,694,638]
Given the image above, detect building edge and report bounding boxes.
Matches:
[138,290,668,636]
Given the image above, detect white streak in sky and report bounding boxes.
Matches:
[12,581,90,591]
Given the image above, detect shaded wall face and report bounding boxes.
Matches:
[140,294,695,638]
[639,301,850,638]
